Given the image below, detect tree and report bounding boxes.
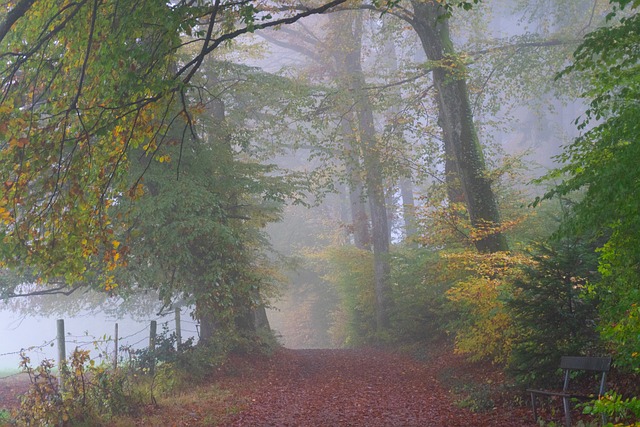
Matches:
[507,239,600,386]
[408,1,509,253]
[0,0,348,284]
[330,11,394,331]
[257,11,401,333]
[540,0,640,371]
[111,60,300,343]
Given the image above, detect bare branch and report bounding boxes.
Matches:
[4,284,83,299]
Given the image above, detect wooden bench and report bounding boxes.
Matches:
[527,356,611,427]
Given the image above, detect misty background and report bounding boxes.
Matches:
[0,0,602,367]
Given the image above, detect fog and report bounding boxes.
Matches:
[0,293,197,371]
[0,0,607,361]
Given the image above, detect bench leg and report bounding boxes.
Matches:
[530,393,538,423]
[563,396,571,427]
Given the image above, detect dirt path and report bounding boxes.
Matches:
[2,348,538,426]
[216,348,535,427]
[0,373,29,410]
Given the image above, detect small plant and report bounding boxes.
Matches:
[131,325,189,372]
[15,348,142,426]
[581,392,640,426]
[0,409,11,423]
[455,383,495,412]
[437,366,496,413]
[15,353,68,426]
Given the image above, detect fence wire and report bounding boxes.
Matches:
[0,315,199,376]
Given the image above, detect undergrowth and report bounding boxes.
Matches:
[437,366,495,412]
[8,328,279,426]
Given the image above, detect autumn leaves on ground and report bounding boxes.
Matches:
[65,345,537,427]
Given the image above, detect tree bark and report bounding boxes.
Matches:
[196,298,218,345]
[400,177,418,243]
[332,11,393,331]
[410,1,509,253]
[341,117,372,250]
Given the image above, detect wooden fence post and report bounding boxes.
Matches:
[149,320,157,375]
[175,307,182,350]
[56,319,66,390]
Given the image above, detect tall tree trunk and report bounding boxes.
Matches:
[254,304,271,331]
[385,186,395,245]
[196,298,218,345]
[410,1,508,253]
[400,177,418,243]
[380,25,418,245]
[332,11,393,331]
[341,117,372,250]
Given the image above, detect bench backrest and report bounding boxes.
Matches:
[560,356,612,372]
[560,356,611,396]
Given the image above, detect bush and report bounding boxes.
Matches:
[445,250,532,364]
[389,247,454,344]
[506,239,601,387]
[582,392,640,426]
[15,349,139,426]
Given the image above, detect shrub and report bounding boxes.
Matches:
[445,250,532,364]
[506,239,601,387]
[15,348,141,426]
[581,392,640,426]
[389,247,454,344]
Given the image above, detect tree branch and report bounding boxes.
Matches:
[0,0,37,44]
[4,284,83,299]
[176,0,348,80]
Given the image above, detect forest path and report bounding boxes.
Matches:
[180,346,535,427]
[0,346,538,426]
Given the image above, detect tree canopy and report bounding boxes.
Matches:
[0,0,348,283]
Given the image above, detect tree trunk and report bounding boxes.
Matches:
[332,11,393,331]
[341,117,372,250]
[196,298,218,345]
[400,177,418,243]
[410,1,509,253]
[253,304,271,331]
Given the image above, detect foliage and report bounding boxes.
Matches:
[600,299,640,373]
[389,247,454,344]
[582,392,640,427]
[506,239,601,386]
[132,325,195,373]
[15,349,139,426]
[111,82,290,333]
[540,1,640,373]
[315,245,376,347]
[14,327,260,426]
[0,0,349,284]
[444,250,533,363]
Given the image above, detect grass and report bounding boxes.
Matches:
[438,366,496,412]
[109,383,237,426]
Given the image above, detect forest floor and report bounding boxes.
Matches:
[129,344,541,426]
[0,344,567,426]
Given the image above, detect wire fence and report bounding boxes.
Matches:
[0,310,200,380]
